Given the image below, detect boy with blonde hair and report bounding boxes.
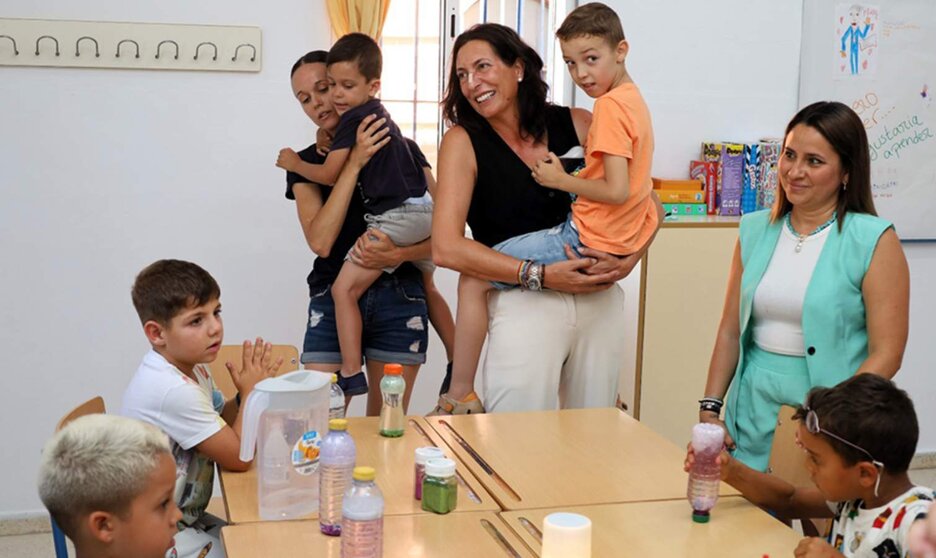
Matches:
[122,259,282,557]
[38,414,181,558]
[433,2,661,414]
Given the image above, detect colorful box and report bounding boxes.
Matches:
[655,189,706,203]
[701,142,723,214]
[663,203,707,216]
[652,178,705,190]
[756,140,781,210]
[719,142,744,216]
[690,160,718,215]
[741,143,761,214]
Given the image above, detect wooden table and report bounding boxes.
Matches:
[500,497,801,557]
[221,511,535,558]
[425,408,739,510]
[219,416,498,523]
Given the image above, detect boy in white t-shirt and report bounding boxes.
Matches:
[686,374,933,557]
[121,259,282,558]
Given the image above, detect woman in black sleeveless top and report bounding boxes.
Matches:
[432,24,662,412]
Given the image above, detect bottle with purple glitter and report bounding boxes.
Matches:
[687,422,725,523]
[319,418,356,535]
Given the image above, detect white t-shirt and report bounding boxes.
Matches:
[121,349,226,527]
[751,224,831,355]
[827,485,934,557]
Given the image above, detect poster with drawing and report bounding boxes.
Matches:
[802,0,936,239]
[835,3,879,78]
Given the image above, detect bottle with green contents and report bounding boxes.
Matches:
[378,363,405,437]
[421,457,457,514]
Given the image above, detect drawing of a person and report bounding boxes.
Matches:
[841,4,872,75]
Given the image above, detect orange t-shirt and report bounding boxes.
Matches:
[572,82,658,255]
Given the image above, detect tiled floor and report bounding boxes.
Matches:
[5,469,936,558]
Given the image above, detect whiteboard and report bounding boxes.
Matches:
[799,0,936,239]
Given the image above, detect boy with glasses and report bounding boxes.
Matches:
[686,374,933,557]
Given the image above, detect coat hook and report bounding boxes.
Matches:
[0,35,18,56]
[75,36,100,58]
[194,41,218,61]
[35,35,60,57]
[116,39,140,59]
[232,43,256,62]
[155,40,179,60]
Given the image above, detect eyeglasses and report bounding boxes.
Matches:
[803,407,885,497]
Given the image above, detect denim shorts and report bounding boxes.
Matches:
[301,274,428,366]
[491,213,584,290]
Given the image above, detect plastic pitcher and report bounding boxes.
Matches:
[239,370,331,520]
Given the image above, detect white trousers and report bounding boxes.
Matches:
[481,285,626,412]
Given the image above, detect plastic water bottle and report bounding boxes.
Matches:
[378,364,405,437]
[341,466,384,558]
[687,422,726,523]
[330,373,346,420]
[319,418,356,536]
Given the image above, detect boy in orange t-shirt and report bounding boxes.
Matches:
[430,2,659,415]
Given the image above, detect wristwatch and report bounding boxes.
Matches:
[526,263,543,291]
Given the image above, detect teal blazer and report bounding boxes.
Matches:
[725,209,892,428]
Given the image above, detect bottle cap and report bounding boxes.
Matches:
[331,373,338,383]
[384,363,403,375]
[353,466,376,481]
[415,446,445,465]
[424,457,456,478]
[691,510,711,523]
[329,418,348,431]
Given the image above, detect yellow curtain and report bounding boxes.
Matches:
[325,0,392,41]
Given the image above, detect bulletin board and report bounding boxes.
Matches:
[799,0,936,239]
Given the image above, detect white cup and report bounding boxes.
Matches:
[541,512,591,558]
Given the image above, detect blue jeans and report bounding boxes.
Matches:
[491,213,584,290]
[301,274,428,365]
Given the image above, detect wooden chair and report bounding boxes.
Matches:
[767,404,830,536]
[51,396,107,558]
[206,344,300,400]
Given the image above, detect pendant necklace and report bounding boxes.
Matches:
[785,212,837,253]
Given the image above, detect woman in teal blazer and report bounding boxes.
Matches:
[699,102,909,471]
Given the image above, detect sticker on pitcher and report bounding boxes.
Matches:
[292,430,321,475]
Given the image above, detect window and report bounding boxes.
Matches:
[380,0,569,166]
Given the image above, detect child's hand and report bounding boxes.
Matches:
[315,127,333,156]
[683,442,732,481]
[276,148,301,172]
[531,152,568,189]
[225,338,284,397]
[794,537,845,557]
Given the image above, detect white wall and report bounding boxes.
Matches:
[0,0,337,518]
[2,0,933,520]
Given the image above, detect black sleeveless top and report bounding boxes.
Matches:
[465,105,581,248]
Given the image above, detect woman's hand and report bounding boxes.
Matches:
[347,114,390,171]
[699,411,736,450]
[543,249,617,294]
[276,148,301,172]
[576,246,642,281]
[349,228,402,269]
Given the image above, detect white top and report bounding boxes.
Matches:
[751,224,831,356]
[121,349,226,526]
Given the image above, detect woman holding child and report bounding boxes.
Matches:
[432,20,662,413]
[700,101,910,472]
[277,50,449,415]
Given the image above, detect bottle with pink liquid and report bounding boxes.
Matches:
[687,422,726,523]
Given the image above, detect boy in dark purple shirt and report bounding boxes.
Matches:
[277,33,443,397]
